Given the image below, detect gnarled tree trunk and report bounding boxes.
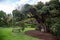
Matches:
[29,7,47,32]
[33,15,47,32]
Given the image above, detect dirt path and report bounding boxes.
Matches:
[25,30,58,40]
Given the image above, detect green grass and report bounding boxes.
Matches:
[0,27,40,40]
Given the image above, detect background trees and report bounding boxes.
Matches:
[0,11,6,27]
[0,11,13,27]
[12,9,24,22]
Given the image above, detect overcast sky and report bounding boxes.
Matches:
[0,0,50,14]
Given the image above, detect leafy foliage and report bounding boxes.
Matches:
[51,23,60,36]
[0,11,7,26]
[0,11,6,18]
[35,1,44,10]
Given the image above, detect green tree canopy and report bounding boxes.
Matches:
[12,9,25,21]
[35,1,44,10]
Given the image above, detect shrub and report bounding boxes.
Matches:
[51,23,60,36]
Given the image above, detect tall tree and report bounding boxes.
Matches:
[22,4,47,32]
[21,0,60,33]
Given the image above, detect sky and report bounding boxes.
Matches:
[0,0,50,14]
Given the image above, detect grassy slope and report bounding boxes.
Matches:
[0,27,40,40]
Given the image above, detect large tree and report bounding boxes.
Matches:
[21,0,60,33]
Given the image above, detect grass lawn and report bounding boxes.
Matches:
[0,27,40,40]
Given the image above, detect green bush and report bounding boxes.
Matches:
[51,23,60,36]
